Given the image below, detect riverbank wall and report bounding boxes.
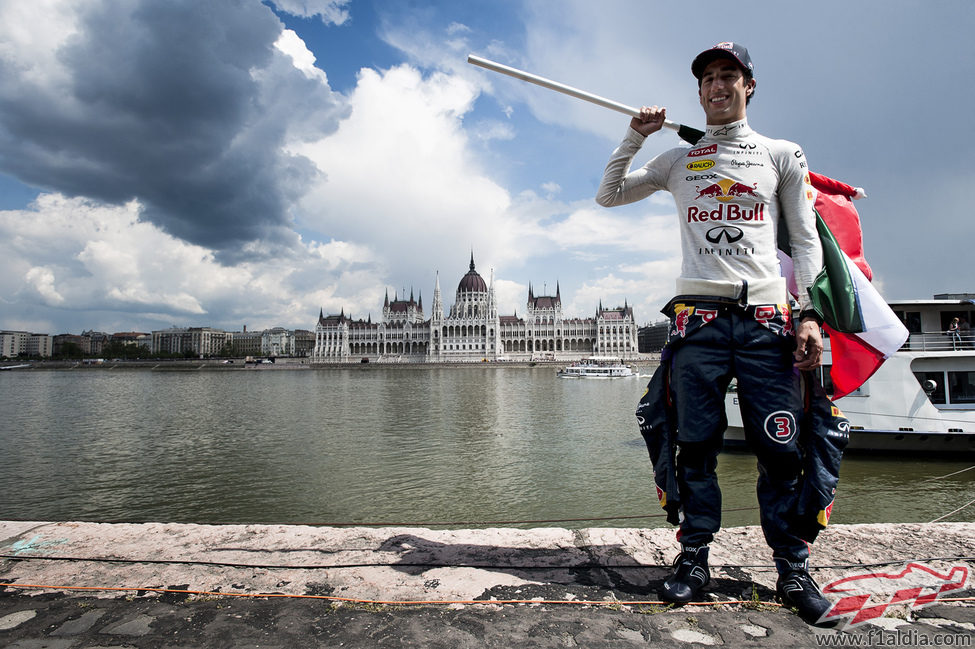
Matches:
[1,521,973,647]
[1,357,662,372]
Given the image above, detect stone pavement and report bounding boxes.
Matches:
[1,520,973,648]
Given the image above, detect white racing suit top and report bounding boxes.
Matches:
[596,118,822,312]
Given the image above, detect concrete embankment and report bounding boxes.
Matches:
[0,521,973,647]
[4,357,662,372]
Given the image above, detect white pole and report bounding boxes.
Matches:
[467,54,689,137]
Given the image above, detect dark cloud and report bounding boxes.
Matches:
[0,0,346,260]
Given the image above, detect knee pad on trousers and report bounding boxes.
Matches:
[676,439,721,472]
[757,450,802,484]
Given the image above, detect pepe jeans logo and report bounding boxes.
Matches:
[820,563,969,629]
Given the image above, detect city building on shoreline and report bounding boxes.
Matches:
[149,326,314,359]
[1,331,52,359]
[311,255,639,363]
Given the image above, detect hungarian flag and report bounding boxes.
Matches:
[806,172,909,400]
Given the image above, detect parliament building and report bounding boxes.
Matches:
[311,255,638,363]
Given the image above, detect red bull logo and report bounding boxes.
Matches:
[693,178,759,201]
[655,485,666,506]
[694,183,724,199]
[687,203,765,223]
[820,563,969,629]
[673,305,694,338]
[818,498,834,527]
[781,306,793,334]
[698,309,718,324]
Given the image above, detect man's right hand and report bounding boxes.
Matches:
[630,105,667,137]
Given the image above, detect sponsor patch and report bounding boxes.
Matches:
[688,144,717,157]
[687,203,765,223]
[686,160,715,171]
[673,304,694,338]
[698,309,718,324]
[764,410,797,444]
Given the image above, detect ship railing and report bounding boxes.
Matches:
[901,331,975,352]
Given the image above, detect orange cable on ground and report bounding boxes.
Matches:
[0,581,780,608]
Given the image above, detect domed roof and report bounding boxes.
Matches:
[457,254,487,293]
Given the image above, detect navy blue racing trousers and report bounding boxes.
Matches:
[669,307,808,564]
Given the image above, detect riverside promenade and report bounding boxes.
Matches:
[1,521,973,648]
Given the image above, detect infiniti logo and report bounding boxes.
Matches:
[706,225,744,244]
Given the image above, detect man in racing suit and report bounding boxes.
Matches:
[596,42,831,624]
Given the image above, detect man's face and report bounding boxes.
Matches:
[698,58,754,125]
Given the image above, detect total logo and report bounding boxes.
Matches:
[688,144,717,158]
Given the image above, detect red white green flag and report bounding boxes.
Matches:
[806,172,908,400]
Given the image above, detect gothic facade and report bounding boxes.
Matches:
[311,255,638,363]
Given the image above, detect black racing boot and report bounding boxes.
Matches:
[661,545,710,603]
[775,559,836,627]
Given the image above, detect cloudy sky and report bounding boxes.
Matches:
[1,0,972,335]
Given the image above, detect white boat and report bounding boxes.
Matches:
[558,357,635,378]
[725,296,975,455]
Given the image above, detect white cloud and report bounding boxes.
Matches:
[269,0,350,25]
[24,267,64,306]
[0,0,80,87]
[275,29,329,83]
[291,63,537,285]
[470,119,515,142]
[493,279,526,317]
[541,182,562,196]
[0,194,382,332]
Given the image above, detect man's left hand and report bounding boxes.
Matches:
[794,318,823,370]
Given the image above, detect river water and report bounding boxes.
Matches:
[1,367,972,529]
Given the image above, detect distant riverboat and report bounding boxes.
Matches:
[558,357,635,379]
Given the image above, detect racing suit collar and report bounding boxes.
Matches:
[704,118,751,140]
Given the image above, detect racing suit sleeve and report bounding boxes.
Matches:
[595,127,671,207]
[775,145,823,313]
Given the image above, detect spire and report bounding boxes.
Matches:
[556,281,561,302]
[432,270,443,321]
[384,289,389,308]
[469,251,475,271]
